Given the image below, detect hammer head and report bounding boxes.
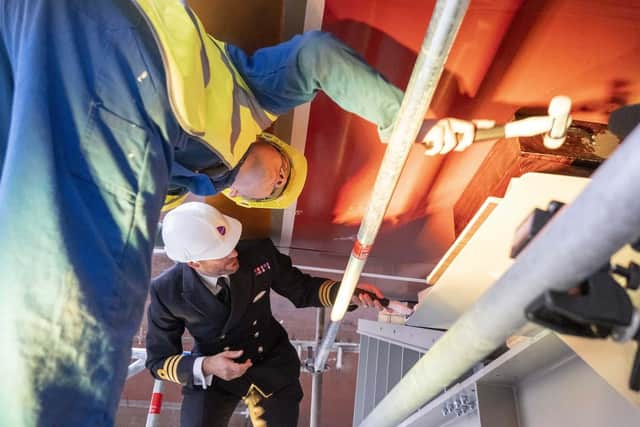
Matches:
[544,95,572,149]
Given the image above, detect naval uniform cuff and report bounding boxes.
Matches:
[193,356,213,389]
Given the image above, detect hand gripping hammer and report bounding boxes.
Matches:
[474,96,573,149]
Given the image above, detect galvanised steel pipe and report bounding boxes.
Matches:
[360,125,640,427]
[145,379,165,427]
[313,321,340,372]
[314,0,471,374]
[310,308,326,427]
[330,0,471,322]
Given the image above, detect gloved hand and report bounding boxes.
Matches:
[422,118,495,155]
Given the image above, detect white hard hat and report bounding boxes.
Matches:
[162,202,242,262]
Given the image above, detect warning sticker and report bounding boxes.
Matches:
[352,240,372,260]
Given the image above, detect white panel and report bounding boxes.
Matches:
[363,338,380,417]
[517,353,640,427]
[408,173,590,329]
[387,344,404,393]
[375,342,390,405]
[353,335,370,425]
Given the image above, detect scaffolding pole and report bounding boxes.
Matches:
[145,379,165,427]
[310,308,326,427]
[313,0,470,373]
[360,125,640,426]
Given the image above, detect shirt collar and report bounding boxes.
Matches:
[196,272,229,295]
[170,161,239,196]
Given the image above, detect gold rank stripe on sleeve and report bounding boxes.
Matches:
[157,355,174,382]
[169,354,183,383]
[318,280,337,307]
[159,354,183,383]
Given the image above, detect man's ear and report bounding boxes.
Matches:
[275,171,286,188]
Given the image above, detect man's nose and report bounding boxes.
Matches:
[226,249,238,259]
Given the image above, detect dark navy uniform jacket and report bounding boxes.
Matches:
[145,238,339,397]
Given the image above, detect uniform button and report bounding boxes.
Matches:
[254,331,260,338]
[258,346,264,353]
[252,320,257,326]
[224,346,230,351]
[219,334,226,340]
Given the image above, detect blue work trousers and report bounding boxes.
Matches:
[0,0,177,425]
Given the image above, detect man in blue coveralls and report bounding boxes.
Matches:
[0,0,487,425]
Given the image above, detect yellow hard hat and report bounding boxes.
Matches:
[222,133,308,209]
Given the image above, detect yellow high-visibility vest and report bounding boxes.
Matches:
[134,0,308,210]
[134,0,277,169]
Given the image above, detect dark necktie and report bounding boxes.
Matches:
[217,277,230,305]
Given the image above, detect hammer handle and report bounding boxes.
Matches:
[353,288,390,307]
[474,126,506,142]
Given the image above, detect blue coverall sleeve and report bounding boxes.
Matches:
[226,31,405,142]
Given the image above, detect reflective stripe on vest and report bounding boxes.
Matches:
[133,0,277,168]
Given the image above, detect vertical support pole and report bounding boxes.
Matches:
[313,0,471,374]
[337,346,344,370]
[310,308,326,427]
[145,379,165,427]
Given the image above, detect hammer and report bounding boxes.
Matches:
[474,96,573,149]
[350,288,414,315]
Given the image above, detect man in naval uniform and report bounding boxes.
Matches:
[145,202,386,426]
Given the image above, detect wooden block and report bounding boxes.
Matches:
[453,119,620,236]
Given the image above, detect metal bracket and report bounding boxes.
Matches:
[441,391,477,418]
[304,358,328,374]
[517,205,640,391]
[510,200,564,258]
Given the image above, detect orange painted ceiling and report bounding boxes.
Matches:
[290,0,640,289]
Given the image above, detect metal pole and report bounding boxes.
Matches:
[145,379,165,427]
[294,265,426,284]
[127,359,146,379]
[310,374,323,427]
[359,125,640,427]
[128,348,147,379]
[310,308,326,427]
[313,321,340,372]
[314,0,470,373]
